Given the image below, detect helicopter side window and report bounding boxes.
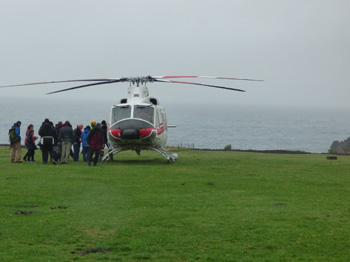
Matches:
[155,109,161,126]
[134,106,154,124]
[160,110,167,129]
[157,110,163,125]
[111,105,131,122]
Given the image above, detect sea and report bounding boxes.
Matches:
[1,97,350,153]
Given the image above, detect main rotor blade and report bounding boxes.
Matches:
[152,75,264,82]
[0,78,124,88]
[46,80,122,94]
[154,79,245,92]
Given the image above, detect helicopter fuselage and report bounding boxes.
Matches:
[105,85,172,160]
[108,102,168,151]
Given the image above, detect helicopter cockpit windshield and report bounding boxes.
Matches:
[111,105,154,124]
[134,105,154,124]
[111,105,131,123]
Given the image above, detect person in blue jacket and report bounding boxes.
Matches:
[80,126,91,162]
[10,121,22,163]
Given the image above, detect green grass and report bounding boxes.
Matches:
[1,146,350,261]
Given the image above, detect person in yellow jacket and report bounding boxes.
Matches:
[90,120,96,130]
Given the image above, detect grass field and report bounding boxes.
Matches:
[1,146,350,261]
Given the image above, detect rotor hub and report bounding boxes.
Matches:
[128,76,154,86]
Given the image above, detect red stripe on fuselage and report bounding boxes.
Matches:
[110,122,165,140]
[110,129,121,138]
[139,128,154,138]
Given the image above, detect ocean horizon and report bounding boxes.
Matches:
[1,97,349,154]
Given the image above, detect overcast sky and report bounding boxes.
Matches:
[0,0,349,108]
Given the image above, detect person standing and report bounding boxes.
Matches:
[73,124,83,161]
[80,126,90,162]
[55,121,63,137]
[26,129,37,162]
[100,120,108,160]
[58,121,75,164]
[24,124,38,162]
[87,123,104,166]
[9,121,22,163]
[39,118,57,165]
[23,124,32,161]
[90,120,96,129]
[52,121,63,162]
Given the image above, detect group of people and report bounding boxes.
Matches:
[9,119,108,166]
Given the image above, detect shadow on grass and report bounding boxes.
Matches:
[108,158,170,165]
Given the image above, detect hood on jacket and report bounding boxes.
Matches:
[42,119,53,125]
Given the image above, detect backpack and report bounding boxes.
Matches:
[9,127,20,146]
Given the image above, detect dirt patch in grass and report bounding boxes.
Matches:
[71,248,112,256]
[15,210,36,215]
[50,206,68,209]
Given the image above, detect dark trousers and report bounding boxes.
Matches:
[24,148,35,161]
[23,150,29,161]
[27,149,35,161]
[42,145,54,164]
[82,147,88,162]
[88,148,100,165]
[73,143,80,161]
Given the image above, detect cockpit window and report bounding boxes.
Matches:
[111,105,131,123]
[134,105,154,124]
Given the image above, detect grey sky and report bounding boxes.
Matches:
[0,0,349,108]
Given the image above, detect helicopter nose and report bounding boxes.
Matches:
[122,129,139,140]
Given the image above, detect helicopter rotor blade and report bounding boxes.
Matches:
[154,79,246,92]
[46,80,122,94]
[152,75,264,82]
[0,78,124,88]
[0,75,260,94]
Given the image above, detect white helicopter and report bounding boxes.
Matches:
[1,75,262,162]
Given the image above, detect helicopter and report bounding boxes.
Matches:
[1,75,262,162]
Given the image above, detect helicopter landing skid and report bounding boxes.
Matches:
[151,148,178,163]
[102,148,122,161]
[102,147,178,163]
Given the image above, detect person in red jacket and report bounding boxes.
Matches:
[86,123,104,166]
